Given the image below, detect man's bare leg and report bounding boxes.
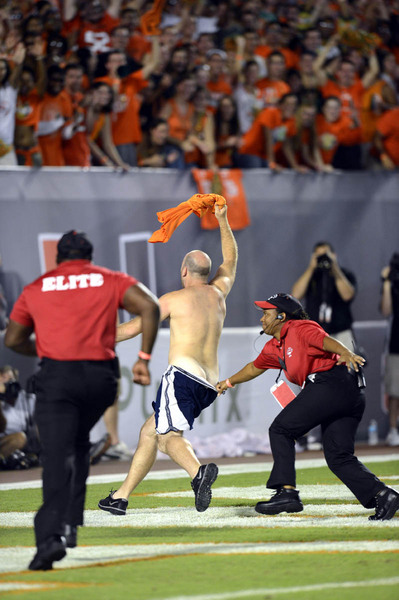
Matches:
[102,400,119,445]
[112,415,158,499]
[157,430,201,479]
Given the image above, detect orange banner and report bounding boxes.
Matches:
[192,169,251,231]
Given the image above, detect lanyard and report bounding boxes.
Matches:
[275,340,287,384]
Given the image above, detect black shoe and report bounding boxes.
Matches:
[98,490,128,515]
[369,487,399,521]
[191,463,219,513]
[65,525,77,548]
[28,535,67,571]
[90,434,111,465]
[255,487,304,515]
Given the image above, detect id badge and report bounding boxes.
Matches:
[270,380,296,408]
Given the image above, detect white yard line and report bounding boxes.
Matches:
[2,503,398,530]
[1,541,399,575]
[151,577,399,600]
[0,454,398,491]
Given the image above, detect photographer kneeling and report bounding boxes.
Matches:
[0,365,39,469]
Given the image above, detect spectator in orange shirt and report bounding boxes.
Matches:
[14,34,46,167]
[205,49,233,113]
[60,63,91,167]
[214,95,241,168]
[95,43,159,166]
[238,92,298,169]
[320,54,380,116]
[37,65,69,166]
[316,95,362,169]
[293,103,332,172]
[374,105,399,169]
[159,74,196,151]
[85,81,129,170]
[184,86,215,169]
[15,67,44,167]
[109,25,140,69]
[63,0,121,55]
[255,21,299,70]
[119,8,152,64]
[256,51,291,107]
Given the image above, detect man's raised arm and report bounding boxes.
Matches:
[210,205,238,297]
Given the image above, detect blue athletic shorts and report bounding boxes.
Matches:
[152,365,218,434]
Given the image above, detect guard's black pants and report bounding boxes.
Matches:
[267,365,385,507]
[34,358,117,546]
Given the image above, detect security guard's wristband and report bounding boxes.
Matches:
[226,378,235,388]
[381,277,390,282]
[138,351,151,361]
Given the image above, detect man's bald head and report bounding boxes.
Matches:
[181,250,212,279]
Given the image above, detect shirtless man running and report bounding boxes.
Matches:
[98,204,237,513]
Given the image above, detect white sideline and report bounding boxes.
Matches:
[2,503,399,529]
[0,454,398,491]
[1,542,399,575]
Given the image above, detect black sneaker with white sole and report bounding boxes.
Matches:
[98,490,128,515]
[191,463,219,512]
[255,487,304,515]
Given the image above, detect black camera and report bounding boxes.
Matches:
[389,253,399,286]
[0,379,21,405]
[316,253,332,270]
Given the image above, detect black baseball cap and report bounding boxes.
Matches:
[254,293,303,314]
[57,230,93,261]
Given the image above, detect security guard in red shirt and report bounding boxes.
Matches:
[217,293,399,521]
[4,230,160,570]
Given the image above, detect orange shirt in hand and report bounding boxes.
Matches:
[240,106,296,159]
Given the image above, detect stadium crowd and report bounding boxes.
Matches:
[0,0,398,171]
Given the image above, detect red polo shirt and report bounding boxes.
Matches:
[10,259,137,361]
[253,320,338,387]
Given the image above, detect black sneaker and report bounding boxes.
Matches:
[191,463,219,512]
[255,487,304,515]
[28,535,67,571]
[64,525,77,548]
[98,490,128,515]
[369,487,399,521]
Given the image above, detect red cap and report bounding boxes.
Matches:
[254,293,303,314]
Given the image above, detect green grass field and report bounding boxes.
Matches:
[1,455,398,600]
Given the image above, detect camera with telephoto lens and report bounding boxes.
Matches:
[0,378,21,405]
[389,253,399,286]
[316,253,332,270]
